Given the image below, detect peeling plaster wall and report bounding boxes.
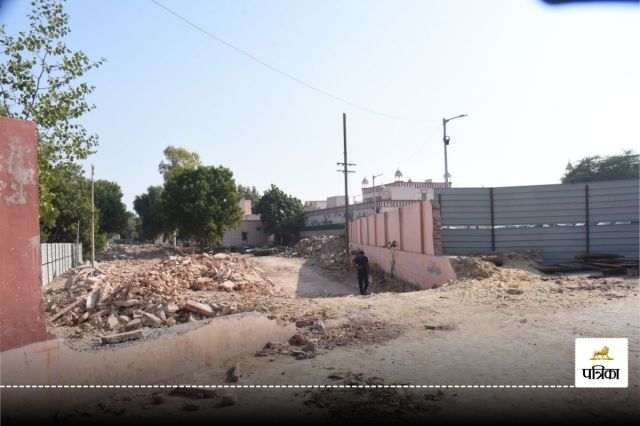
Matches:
[0,117,49,351]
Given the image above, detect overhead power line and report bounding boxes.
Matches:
[150,0,432,123]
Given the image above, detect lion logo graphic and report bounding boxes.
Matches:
[590,346,614,360]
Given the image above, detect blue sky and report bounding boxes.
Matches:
[1,0,638,210]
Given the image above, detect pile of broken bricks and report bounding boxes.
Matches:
[289,235,348,269]
[44,252,280,344]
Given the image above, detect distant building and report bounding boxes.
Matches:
[221,199,267,246]
[303,171,447,230]
[304,200,327,212]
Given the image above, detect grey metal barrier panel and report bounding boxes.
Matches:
[436,180,639,261]
[40,243,83,286]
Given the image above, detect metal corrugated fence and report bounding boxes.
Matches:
[41,243,83,286]
[435,179,639,263]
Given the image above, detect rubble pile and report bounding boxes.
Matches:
[44,252,278,340]
[449,256,500,280]
[254,317,403,360]
[290,235,348,269]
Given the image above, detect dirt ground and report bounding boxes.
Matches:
[40,248,640,424]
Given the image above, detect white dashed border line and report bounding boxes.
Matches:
[0,384,576,389]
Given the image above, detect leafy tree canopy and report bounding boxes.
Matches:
[43,162,106,256]
[158,145,202,182]
[0,0,105,228]
[161,166,242,246]
[562,150,639,184]
[133,185,163,241]
[94,179,127,235]
[255,185,304,245]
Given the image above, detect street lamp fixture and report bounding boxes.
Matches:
[442,114,468,187]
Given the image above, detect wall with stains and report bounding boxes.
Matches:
[0,117,49,351]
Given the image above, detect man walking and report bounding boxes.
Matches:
[353,250,370,295]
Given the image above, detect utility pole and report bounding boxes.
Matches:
[372,173,383,214]
[337,113,355,269]
[442,114,468,188]
[91,164,95,268]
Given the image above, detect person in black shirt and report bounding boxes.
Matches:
[353,250,370,295]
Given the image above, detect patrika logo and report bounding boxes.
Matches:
[590,346,613,361]
[575,338,628,388]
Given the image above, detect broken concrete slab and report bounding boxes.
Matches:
[184,301,215,317]
[114,299,140,308]
[142,312,162,328]
[99,330,143,345]
[124,318,142,331]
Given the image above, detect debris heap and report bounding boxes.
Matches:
[44,252,278,341]
[289,235,347,269]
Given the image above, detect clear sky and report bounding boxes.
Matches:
[1,0,638,210]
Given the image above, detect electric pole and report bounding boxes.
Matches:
[91,164,95,268]
[337,113,355,269]
[372,173,383,214]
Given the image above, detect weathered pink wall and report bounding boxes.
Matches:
[401,202,422,254]
[0,117,49,352]
[375,214,385,247]
[350,242,455,289]
[367,215,375,246]
[348,201,456,288]
[422,202,434,255]
[386,209,401,247]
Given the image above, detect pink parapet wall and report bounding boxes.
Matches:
[0,117,50,352]
[349,201,456,289]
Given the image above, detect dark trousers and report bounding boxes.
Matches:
[357,270,369,295]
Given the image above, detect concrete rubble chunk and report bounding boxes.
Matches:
[124,318,142,331]
[64,276,74,290]
[142,312,162,327]
[99,330,143,345]
[165,302,180,313]
[220,280,235,291]
[184,300,215,317]
[118,315,130,323]
[77,312,90,324]
[114,299,140,307]
[107,314,119,329]
[85,290,100,311]
[311,320,327,335]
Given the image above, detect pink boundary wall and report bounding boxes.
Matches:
[349,201,456,289]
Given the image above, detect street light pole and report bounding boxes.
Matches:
[372,173,382,214]
[442,114,468,188]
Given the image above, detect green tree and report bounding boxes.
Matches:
[255,185,304,245]
[562,150,639,184]
[0,0,105,229]
[158,145,202,182]
[120,211,140,241]
[237,184,261,213]
[94,179,127,235]
[43,163,107,256]
[161,166,242,246]
[133,186,163,241]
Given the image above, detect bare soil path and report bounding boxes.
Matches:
[52,253,639,424]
